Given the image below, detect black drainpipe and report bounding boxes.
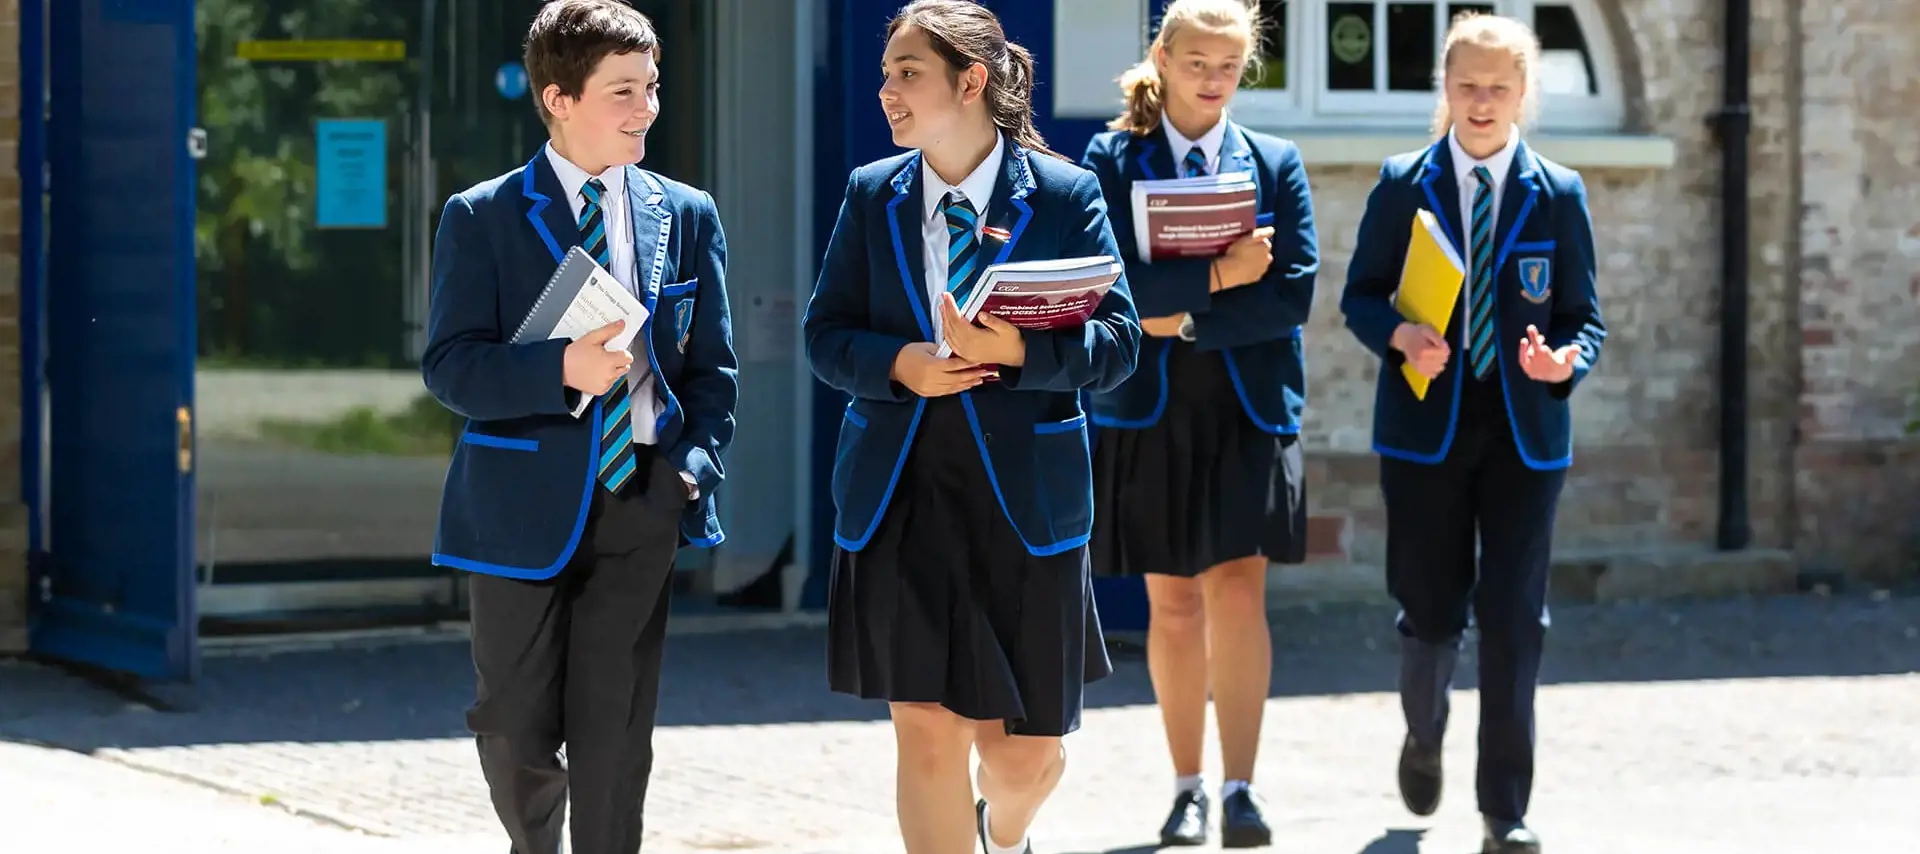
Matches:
[1713,0,1752,550]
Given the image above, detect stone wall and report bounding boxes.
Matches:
[1295,0,1918,583]
[0,0,23,652]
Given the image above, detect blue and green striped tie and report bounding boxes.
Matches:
[583,178,636,493]
[944,192,981,305]
[1467,166,1498,380]
[1182,145,1208,178]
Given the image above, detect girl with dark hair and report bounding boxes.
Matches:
[801,2,1142,851]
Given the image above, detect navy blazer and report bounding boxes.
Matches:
[803,139,1142,556]
[1079,122,1319,434]
[1340,138,1606,470]
[421,151,739,580]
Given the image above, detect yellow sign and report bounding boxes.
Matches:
[237,40,407,62]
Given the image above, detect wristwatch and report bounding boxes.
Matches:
[1177,314,1197,342]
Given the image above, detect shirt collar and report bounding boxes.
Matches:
[1160,114,1229,171]
[1447,124,1520,185]
[922,131,1005,222]
[544,142,628,203]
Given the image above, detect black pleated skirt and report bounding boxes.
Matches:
[827,397,1113,738]
[1091,339,1309,579]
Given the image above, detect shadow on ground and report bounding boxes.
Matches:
[2,592,1916,752]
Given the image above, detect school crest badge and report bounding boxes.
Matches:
[1518,258,1551,304]
[674,298,696,353]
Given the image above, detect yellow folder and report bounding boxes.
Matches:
[1392,209,1467,400]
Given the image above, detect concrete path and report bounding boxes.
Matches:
[4,592,1917,853]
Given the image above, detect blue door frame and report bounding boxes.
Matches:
[803,0,1153,630]
[25,0,200,684]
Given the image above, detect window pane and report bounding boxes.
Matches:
[1535,3,1599,95]
[1325,2,1376,91]
[1448,2,1494,23]
[1385,3,1436,91]
[1248,0,1288,89]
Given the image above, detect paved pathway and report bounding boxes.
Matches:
[4,592,1918,852]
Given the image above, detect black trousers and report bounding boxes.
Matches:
[466,449,687,854]
[1380,375,1566,823]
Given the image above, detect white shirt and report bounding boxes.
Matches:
[545,144,665,445]
[920,132,1004,342]
[1161,113,1228,176]
[1447,124,1519,345]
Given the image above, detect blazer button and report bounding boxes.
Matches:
[983,432,993,445]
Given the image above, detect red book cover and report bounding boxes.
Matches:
[934,257,1122,359]
[1129,173,1260,263]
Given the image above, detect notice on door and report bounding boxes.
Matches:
[315,118,387,229]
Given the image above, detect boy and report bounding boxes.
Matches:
[419,2,737,852]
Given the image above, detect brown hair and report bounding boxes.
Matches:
[887,0,1069,161]
[524,0,660,126]
[1429,12,1542,139]
[1110,0,1263,136]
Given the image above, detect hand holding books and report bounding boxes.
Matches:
[1209,226,1276,292]
[563,319,635,395]
[938,292,1027,367]
[890,341,996,398]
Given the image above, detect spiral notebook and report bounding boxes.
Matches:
[510,244,647,353]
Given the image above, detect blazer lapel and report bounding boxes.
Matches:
[1417,139,1467,259]
[980,136,1036,268]
[884,156,934,340]
[1129,124,1178,182]
[520,151,581,265]
[626,166,672,317]
[1491,141,1542,278]
[1219,122,1257,177]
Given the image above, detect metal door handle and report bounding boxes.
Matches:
[177,406,193,473]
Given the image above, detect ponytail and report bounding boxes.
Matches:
[1109,58,1165,136]
[997,41,1069,161]
[888,1,1070,162]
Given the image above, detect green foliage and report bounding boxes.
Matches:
[256,393,463,458]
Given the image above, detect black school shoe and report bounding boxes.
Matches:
[1219,787,1273,848]
[1157,788,1209,846]
[1397,733,1444,816]
[976,798,1033,854]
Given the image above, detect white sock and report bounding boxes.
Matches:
[980,801,1030,854]
[1222,778,1252,798]
[1175,774,1206,797]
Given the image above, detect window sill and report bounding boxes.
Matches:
[1248,129,1678,170]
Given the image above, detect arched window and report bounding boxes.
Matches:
[1054,0,1626,133]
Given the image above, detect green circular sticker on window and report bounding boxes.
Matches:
[1330,15,1371,65]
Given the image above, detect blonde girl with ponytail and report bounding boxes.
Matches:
[1080,0,1322,847]
[1338,13,1604,854]
[803,2,1144,853]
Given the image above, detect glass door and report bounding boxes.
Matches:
[193,0,457,628]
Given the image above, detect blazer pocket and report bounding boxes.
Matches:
[461,431,538,452]
[661,277,698,297]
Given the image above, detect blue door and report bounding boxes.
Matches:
[30,0,199,683]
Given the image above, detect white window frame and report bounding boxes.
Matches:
[1218,0,1626,132]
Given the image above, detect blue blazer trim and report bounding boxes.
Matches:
[1080,122,1319,435]
[1339,137,1607,471]
[803,138,1142,557]
[422,149,739,579]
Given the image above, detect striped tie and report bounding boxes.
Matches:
[943,193,981,305]
[582,178,636,493]
[1467,166,1498,381]
[1182,145,1208,178]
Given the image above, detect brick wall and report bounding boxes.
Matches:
[1790,0,1920,581]
[1296,0,1919,582]
[0,0,22,652]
